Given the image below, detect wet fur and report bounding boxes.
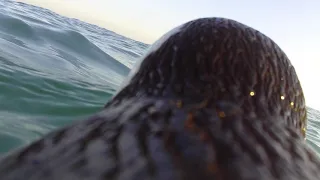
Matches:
[0,18,319,180]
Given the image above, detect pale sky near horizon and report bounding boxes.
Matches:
[16,0,320,110]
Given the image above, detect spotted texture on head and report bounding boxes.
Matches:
[112,18,306,136]
[0,18,319,180]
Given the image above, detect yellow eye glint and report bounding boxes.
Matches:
[250,91,255,96]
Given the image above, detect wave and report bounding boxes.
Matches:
[0,13,38,40]
[0,11,132,89]
[37,28,130,75]
[0,0,150,153]
[0,8,130,74]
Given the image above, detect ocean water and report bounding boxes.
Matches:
[0,0,319,157]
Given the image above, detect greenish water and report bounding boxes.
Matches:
[0,0,320,157]
[0,0,147,153]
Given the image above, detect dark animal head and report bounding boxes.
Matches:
[0,18,317,180]
[112,18,306,137]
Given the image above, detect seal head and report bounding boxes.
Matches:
[0,18,318,180]
[112,18,306,135]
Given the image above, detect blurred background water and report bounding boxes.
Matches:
[0,0,319,156]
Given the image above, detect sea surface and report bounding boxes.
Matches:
[0,0,320,157]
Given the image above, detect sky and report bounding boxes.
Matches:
[16,0,320,110]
